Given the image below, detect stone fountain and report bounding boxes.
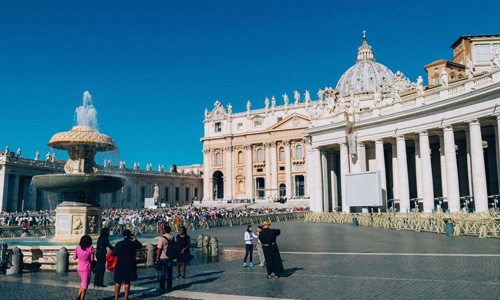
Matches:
[33,92,125,242]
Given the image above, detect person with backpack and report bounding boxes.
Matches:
[156,223,175,294]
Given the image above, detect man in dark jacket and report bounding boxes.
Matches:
[258,221,284,278]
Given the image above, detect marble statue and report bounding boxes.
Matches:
[317,89,324,101]
[373,85,382,107]
[133,162,137,169]
[51,153,56,162]
[440,68,448,88]
[392,86,402,102]
[304,90,311,102]
[227,103,232,114]
[246,100,251,111]
[153,183,160,200]
[108,159,111,166]
[466,58,474,79]
[416,76,424,95]
[4,146,8,156]
[282,93,289,105]
[265,97,270,108]
[161,165,164,172]
[137,162,140,169]
[271,96,276,107]
[35,151,40,161]
[72,217,83,235]
[17,148,21,158]
[158,164,162,172]
[104,159,108,167]
[46,152,51,161]
[492,49,499,69]
[293,90,300,104]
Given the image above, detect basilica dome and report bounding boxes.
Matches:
[336,36,395,97]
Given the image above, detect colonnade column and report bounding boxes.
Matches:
[339,143,350,213]
[443,125,460,212]
[468,119,488,212]
[375,140,387,203]
[358,142,366,172]
[245,144,253,199]
[414,139,423,202]
[264,143,271,199]
[312,147,323,212]
[391,141,399,201]
[321,150,329,212]
[203,149,211,201]
[396,135,410,212]
[225,146,233,200]
[438,133,448,200]
[495,117,500,194]
[419,130,434,212]
[284,140,292,198]
[270,142,278,199]
[465,130,474,196]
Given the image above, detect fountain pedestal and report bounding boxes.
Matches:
[53,202,102,243]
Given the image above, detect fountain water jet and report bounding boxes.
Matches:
[33,91,125,242]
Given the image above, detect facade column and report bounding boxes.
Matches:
[264,143,271,199]
[396,135,410,212]
[339,143,350,213]
[357,142,366,172]
[270,142,278,199]
[203,149,211,201]
[328,150,338,211]
[245,144,253,199]
[414,139,423,202]
[419,131,435,212]
[443,125,461,212]
[438,133,448,201]
[0,172,8,212]
[495,119,500,195]
[375,140,387,204]
[224,146,233,200]
[391,141,399,201]
[469,119,488,212]
[284,140,292,198]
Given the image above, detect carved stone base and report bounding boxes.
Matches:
[53,202,102,243]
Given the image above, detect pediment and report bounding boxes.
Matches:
[269,113,311,131]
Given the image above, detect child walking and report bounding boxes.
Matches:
[243,225,258,267]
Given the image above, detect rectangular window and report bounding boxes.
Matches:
[280,166,285,171]
[257,168,263,172]
[141,186,146,203]
[280,150,285,161]
[175,187,180,201]
[185,188,189,201]
[254,120,262,127]
[237,123,243,130]
[215,122,222,132]
[474,44,491,61]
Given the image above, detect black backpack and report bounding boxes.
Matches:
[161,236,177,260]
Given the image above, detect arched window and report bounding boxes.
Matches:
[257,148,264,162]
[279,148,285,161]
[238,151,243,164]
[296,145,303,159]
[215,152,222,166]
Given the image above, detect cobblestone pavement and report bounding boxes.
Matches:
[2,220,500,299]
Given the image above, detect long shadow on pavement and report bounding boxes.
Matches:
[281,267,303,278]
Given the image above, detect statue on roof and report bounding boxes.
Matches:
[416,76,424,96]
[317,89,324,101]
[492,49,499,69]
[227,103,232,114]
[440,68,448,88]
[4,146,8,156]
[466,58,474,79]
[293,90,300,104]
[271,96,276,107]
[265,97,270,109]
[282,93,289,105]
[35,151,40,161]
[304,90,311,103]
[246,100,251,111]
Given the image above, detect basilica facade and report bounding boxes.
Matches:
[202,34,500,213]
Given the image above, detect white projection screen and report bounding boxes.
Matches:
[345,171,383,207]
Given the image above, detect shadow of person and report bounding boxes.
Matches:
[173,276,220,290]
[189,270,225,278]
[280,267,303,278]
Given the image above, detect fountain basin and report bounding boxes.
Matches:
[33,174,125,194]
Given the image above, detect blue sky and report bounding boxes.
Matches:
[1,0,499,168]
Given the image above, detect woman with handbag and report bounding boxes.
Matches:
[74,234,95,300]
[94,227,114,287]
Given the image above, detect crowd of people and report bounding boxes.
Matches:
[1,210,55,227]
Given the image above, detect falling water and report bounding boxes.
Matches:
[75,91,98,130]
[27,178,38,211]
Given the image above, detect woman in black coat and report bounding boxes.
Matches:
[112,229,142,300]
[94,228,114,287]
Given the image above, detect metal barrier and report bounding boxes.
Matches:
[305,209,500,238]
[0,226,55,238]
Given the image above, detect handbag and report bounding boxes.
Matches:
[90,259,97,270]
[106,251,117,272]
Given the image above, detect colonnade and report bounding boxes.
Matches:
[312,117,500,213]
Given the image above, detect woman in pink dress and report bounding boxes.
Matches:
[74,235,95,300]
